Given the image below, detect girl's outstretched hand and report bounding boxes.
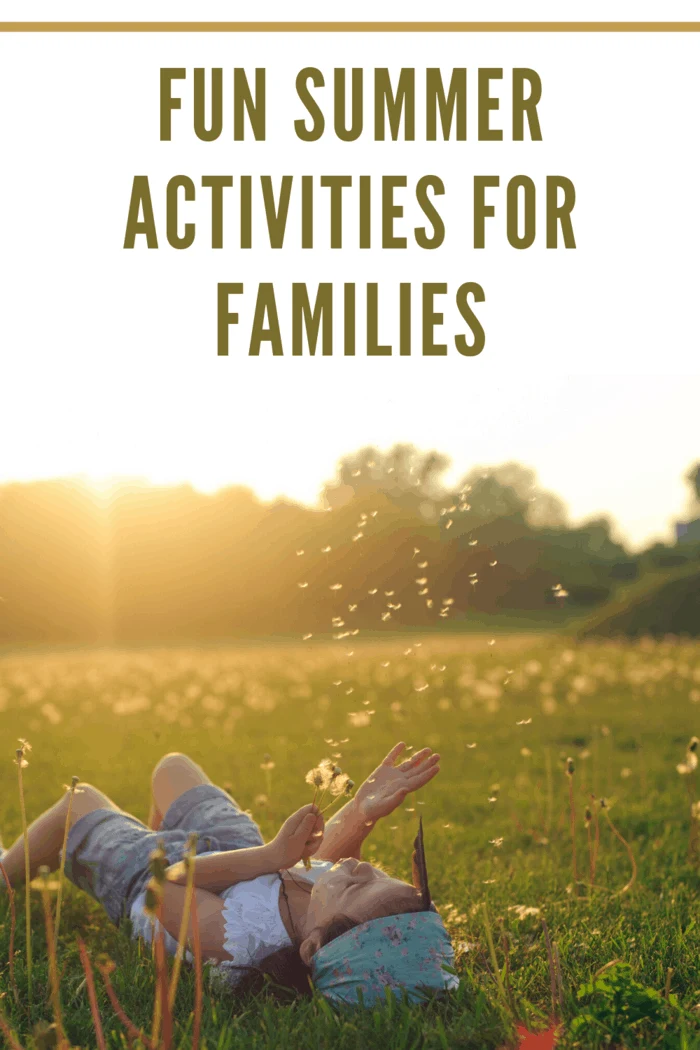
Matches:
[269,804,324,870]
[353,743,440,823]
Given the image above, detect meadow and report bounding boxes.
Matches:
[1,633,700,1049]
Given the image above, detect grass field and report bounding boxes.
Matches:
[1,634,700,1048]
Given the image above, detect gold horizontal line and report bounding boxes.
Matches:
[1,21,700,33]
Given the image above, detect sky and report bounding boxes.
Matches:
[1,6,698,551]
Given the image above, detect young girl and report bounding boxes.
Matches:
[1,742,458,1005]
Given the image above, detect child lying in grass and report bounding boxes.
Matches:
[1,742,458,1005]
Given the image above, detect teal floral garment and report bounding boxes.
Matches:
[311,911,459,1006]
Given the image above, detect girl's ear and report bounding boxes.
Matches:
[299,928,323,967]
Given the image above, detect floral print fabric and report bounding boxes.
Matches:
[311,910,459,1006]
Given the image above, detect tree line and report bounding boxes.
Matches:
[1,447,697,644]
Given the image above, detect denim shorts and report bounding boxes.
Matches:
[64,784,264,926]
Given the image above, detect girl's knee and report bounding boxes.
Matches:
[151,753,211,815]
[68,782,119,825]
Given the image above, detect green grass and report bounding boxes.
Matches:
[1,633,700,1048]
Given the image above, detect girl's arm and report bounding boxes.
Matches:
[315,796,371,861]
[316,743,440,862]
[157,882,231,962]
[165,803,324,893]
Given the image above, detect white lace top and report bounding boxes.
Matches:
[129,857,334,983]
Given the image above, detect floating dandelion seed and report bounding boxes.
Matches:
[442,598,454,606]
[488,638,496,646]
[302,633,313,641]
[488,796,498,803]
[296,549,305,556]
[445,519,453,529]
[353,533,364,541]
[333,680,342,686]
[468,539,478,546]
[413,547,420,556]
[426,599,433,608]
[415,578,428,585]
[322,546,332,553]
[470,578,479,586]
[418,588,429,596]
[490,560,498,567]
[368,588,378,595]
[489,838,504,848]
[466,742,477,748]
[517,718,532,725]
[415,684,429,692]
[298,582,309,589]
[348,604,357,611]
[380,661,391,668]
[346,687,354,695]
[330,583,343,591]
[381,612,392,621]
[385,590,395,596]
[417,561,428,568]
[351,469,361,477]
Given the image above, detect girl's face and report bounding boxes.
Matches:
[305,857,422,933]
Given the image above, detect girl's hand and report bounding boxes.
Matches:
[353,743,440,823]
[269,804,324,870]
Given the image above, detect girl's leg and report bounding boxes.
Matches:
[148,753,212,830]
[0,783,119,886]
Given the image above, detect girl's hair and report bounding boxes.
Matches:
[231,915,358,1000]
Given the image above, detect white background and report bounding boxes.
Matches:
[0,6,698,547]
